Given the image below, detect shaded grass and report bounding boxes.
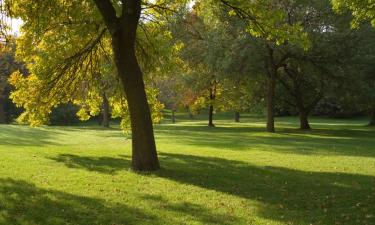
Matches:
[0,114,374,225]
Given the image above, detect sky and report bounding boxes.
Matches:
[10,18,22,35]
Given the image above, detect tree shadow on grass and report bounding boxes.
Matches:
[0,125,60,147]
[57,126,120,132]
[48,152,375,224]
[155,124,375,158]
[0,178,240,225]
[139,194,239,225]
[50,154,131,174]
[0,178,153,225]
[156,153,375,225]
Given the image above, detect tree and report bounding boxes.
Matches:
[277,61,326,130]
[170,4,222,127]
[331,0,375,125]
[272,0,356,130]
[92,0,160,171]
[343,25,375,125]
[0,39,24,124]
[211,0,310,132]
[3,0,185,171]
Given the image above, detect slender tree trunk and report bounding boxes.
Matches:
[185,106,194,119]
[188,109,194,119]
[299,109,311,130]
[94,0,159,171]
[265,44,277,133]
[369,108,375,126]
[171,109,176,123]
[266,75,276,132]
[0,102,6,124]
[101,93,110,128]
[208,86,215,127]
[208,105,214,127]
[234,112,240,122]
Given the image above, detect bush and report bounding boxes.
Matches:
[312,98,363,118]
[50,103,80,125]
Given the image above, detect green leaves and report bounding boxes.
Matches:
[215,0,311,50]
[332,0,375,28]
[4,0,167,131]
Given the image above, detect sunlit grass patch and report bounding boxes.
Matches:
[0,115,374,225]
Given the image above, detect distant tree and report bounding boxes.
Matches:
[170,4,222,127]
[331,0,375,125]
[0,39,25,124]
[274,0,357,129]
[345,25,375,125]
[212,0,310,132]
[169,2,264,127]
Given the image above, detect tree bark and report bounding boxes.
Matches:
[369,108,375,126]
[234,112,240,122]
[0,102,6,124]
[265,45,277,133]
[266,75,276,132]
[171,109,176,123]
[299,110,311,130]
[208,86,215,127]
[94,0,159,171]
[101,93,110,128]
[208,105,215,127]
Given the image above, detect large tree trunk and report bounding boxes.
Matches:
[114,49,159,170]
[266,75,276,132]
[101,93,110,128]
[369,108,375,126]
[299,110,311,130]
[95,0,159,171]
[114,39,160,171]
[234,112,240,122]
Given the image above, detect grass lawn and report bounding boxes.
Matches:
[0,114,374,225]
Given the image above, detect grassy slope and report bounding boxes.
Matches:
[0,114,374,225]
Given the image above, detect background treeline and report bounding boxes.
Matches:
[1,0,375,130]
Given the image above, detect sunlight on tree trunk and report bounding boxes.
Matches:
[94,0,159,171]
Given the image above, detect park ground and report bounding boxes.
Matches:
[0,114,374,225]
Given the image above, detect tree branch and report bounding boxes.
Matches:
[92,0,119,34]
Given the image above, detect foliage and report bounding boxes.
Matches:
[0,39,25,123]
[210,0,311,49]
[332,0,375,27]
[50,103,80,126]
[4,0,168,131]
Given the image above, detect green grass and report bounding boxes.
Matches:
[0,114,374,225]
